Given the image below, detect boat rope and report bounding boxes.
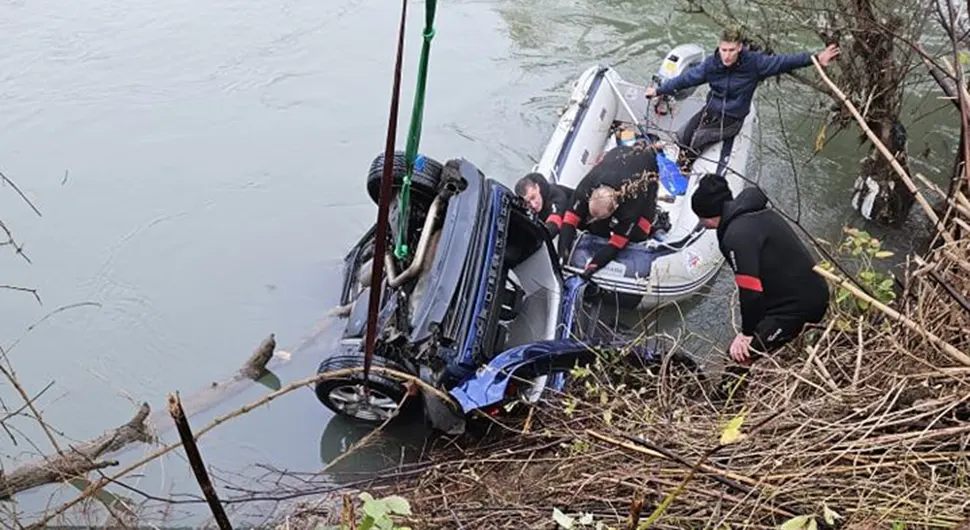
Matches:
[393,0,438,260]
[362,0,411,389]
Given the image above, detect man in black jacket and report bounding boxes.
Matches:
[514,172,573,238]
[558,142,660,280]
[691,174,829,371]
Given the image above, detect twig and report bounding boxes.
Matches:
[814,265,970,366]
[853,316,864,388]
[168,393,233,530]
[0,169,42,217]
[0,286,41,305]
[913,255,970,315]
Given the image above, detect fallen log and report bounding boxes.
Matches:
[0,403,152,501]
[0,322,341,504]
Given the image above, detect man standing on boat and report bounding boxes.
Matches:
[644,27,841,172]
[515,172,573,238]
[690,174,829,394]
[557,141,660,280]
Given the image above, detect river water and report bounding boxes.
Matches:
[0,0,959,526]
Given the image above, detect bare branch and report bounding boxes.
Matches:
[0,403,151,501]
[0,286,41,306]
[0,169,41,218]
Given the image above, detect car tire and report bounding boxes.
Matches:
[366,151,444,205]
[314,353,416,424]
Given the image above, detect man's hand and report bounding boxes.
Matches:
[815,43,841,67]
[645,86,657,98]
[729,333,754,364]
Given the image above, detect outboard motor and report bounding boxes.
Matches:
[653,43,706,101]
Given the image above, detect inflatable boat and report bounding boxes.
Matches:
[531,43,756,310]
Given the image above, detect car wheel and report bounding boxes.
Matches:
[314,354,415,424]
[366,151,444,205]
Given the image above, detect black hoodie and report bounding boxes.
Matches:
[558,143,660,272]
[521,173,572,236]
[717,188,829,335]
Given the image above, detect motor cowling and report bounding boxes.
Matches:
[654,43,706,100]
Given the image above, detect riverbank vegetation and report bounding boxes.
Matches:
[274,211,970,530]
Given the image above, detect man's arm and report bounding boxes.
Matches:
[543,186,570,238]
[656,61,709,96]
[754,51,813,79]
[557,181,593,262]
[722,223,765,335]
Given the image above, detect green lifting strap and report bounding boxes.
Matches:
[393,0,438,260]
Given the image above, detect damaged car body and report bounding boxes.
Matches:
[314,152,673,434]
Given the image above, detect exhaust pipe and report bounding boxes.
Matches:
[385,193,445,288]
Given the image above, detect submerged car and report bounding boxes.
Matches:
[314,152,661,434]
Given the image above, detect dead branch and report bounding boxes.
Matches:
[0,169,42,218]
[28,365,446,529]
[168,393,232,530]
[240,334,276,379]
[0,285,41,305]
[814,265,970,365]
[0,403,152,501]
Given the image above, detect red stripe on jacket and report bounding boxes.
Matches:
[609,233,629,248]
[563,211,580,227]
[735,274,763,292]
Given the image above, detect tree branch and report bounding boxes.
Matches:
[0,403,152,501]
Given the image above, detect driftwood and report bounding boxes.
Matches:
[0,403,152,501]
[0,333,286,503]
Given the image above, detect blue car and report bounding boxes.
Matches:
[314,152,685,434]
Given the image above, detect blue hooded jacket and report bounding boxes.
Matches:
[657,47,813,119]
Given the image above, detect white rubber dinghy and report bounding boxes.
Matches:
[532,44,757,310]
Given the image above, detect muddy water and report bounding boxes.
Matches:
[0,0,958,525]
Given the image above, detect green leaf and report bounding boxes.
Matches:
[579,513,595,525]
[359,515,376,530]
[361,497,388,520]
[779,515,812,530]
[959,50,970,65]
[553,508,575,528]
[383,495,412,516]
[376,515,394,530]
[836,289,851,304]
[807,518,818,530]
[720,408,748,445]
[874,250,894,258]
[603,409,613,426]
[823,503,841,525]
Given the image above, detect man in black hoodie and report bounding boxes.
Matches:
[691,174,829,371]
[558,142,660,280]
[514,172,573,238]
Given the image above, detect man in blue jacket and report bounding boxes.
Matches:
[645,27,840,171]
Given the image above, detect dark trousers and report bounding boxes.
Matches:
[676,108,744,169]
